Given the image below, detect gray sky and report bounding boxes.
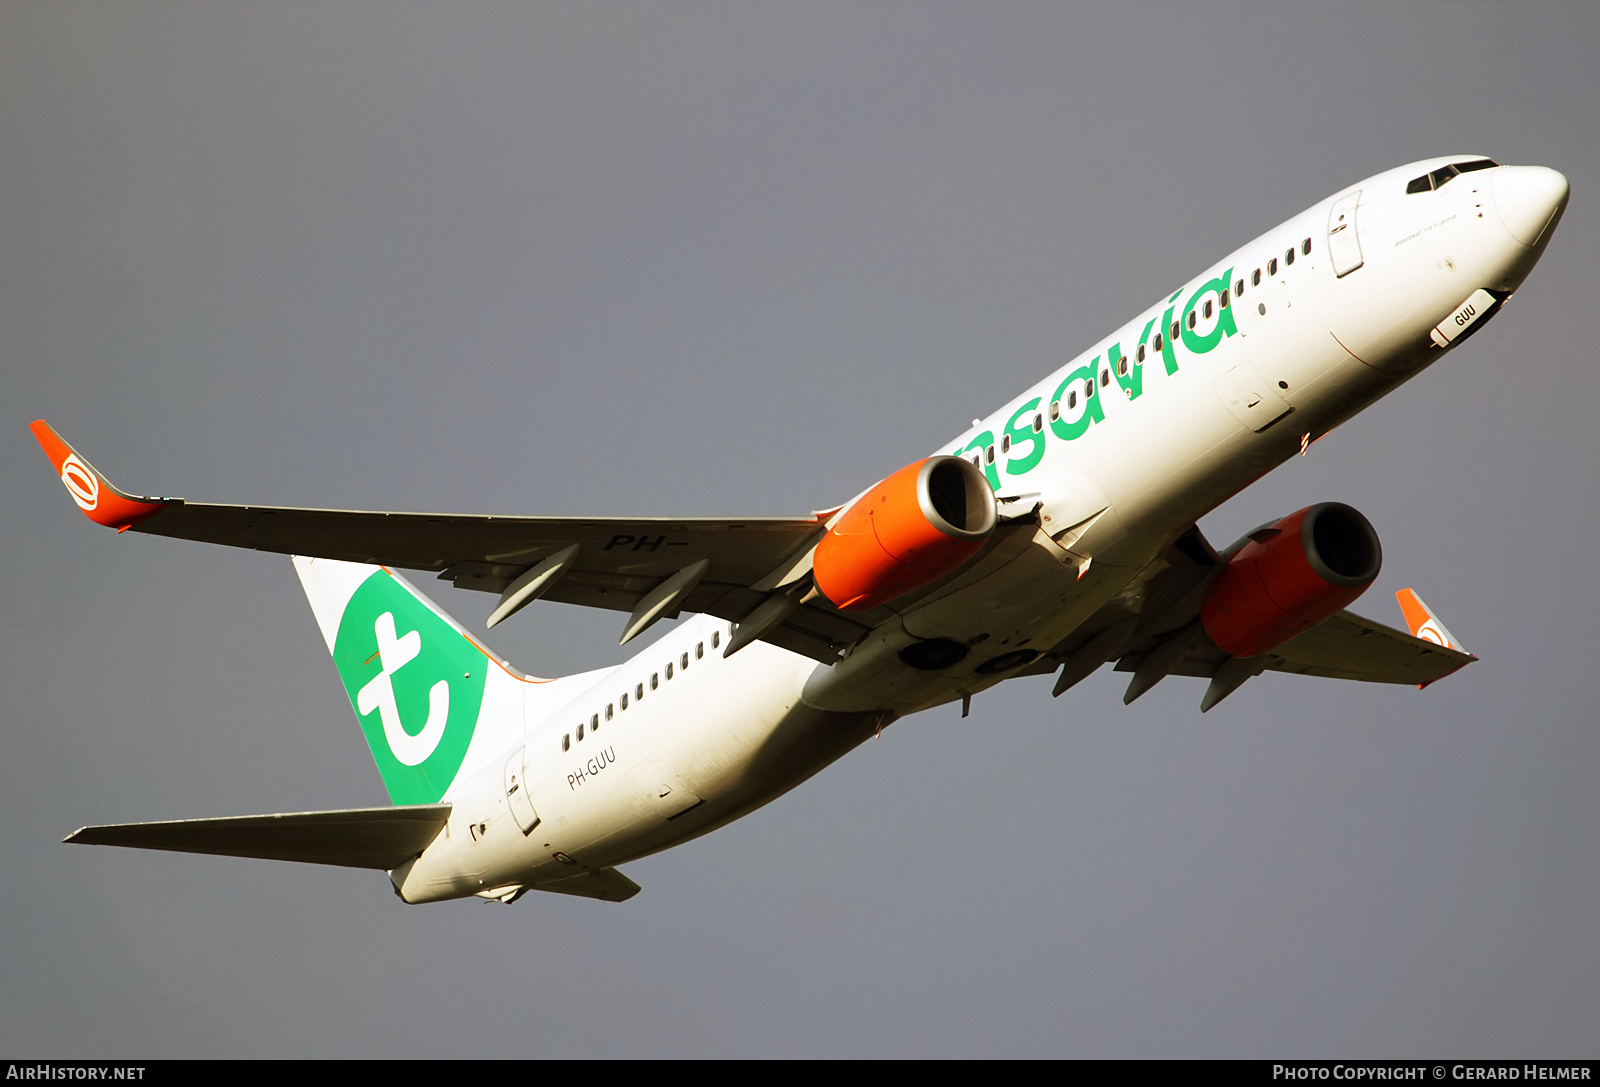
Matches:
[2,1,1596,1058]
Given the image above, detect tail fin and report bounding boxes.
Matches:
[294,557,520,805]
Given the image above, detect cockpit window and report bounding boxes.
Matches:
[1406,159,1499,195]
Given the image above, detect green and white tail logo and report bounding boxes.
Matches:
[328,569,487,805]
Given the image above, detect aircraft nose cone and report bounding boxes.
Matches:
[1491,165,1570,247]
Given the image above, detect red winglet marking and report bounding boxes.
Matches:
[29,420,166,531]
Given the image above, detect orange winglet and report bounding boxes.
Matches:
[1395,587,1474,689]
[30,420,168,531]
[1395,587,1465,651]
[1395,588,1434,640]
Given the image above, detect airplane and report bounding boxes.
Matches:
[33,155,1568,905]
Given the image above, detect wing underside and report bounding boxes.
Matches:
[1021,525,1475,707]
[135,501,878,661]
[1110,609,1476,686]
[31,420,876,661]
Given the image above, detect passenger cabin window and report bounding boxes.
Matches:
[1187,310,1197,330]
[1219,289,1229,308]
[666,662,673,679]
[1252,269,1262,286]
[1067,390,1077,411]
[985,445,995,464]
[1170,320,1180,340]
[576,722,584,741]
[1099,368,1109,387]
[636,683,644,700]
[650,673,658,690]
[1235,279,1245,297]
[1000,434,1011,454]
[696,642,705,658]
[562,734,570,752]
[1302,237,1312,255]
[621,693,629,710]
[1202,299,1213,319]
[606,703,614,720]
[1117,355,1128,375]
[591,713,600,731]
[1050,400,1061,420]
[1153,333,1163,353]
[1285,247,1294,266]
[1137,344,1147,362]
[712,632,720,649]
[681,652,690,669]
[1268,257,1278,276]
[1032,413,1043,433]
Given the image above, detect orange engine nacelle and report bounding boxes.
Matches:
[813,456,997,611]
[1200,503,1382,658]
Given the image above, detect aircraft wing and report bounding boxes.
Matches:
[1026,525,1475,708]
[133,501,821,609]
[31,421,864,658]
[1257,610,1475,685]
[1104,608,1475,686]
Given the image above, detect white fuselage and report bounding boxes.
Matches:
[395,158,1566,903]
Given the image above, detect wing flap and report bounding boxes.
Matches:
[65,804,452,870]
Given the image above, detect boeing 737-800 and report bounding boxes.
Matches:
[34,156,1568,904]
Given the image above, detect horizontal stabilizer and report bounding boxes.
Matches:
[533,867,642,903]
[65,804,451,870]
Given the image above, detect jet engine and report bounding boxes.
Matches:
[812,455,997,611]
[1200,503,1382,657]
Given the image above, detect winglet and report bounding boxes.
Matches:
[29,420,170,531]
[1395,588,1468,654]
